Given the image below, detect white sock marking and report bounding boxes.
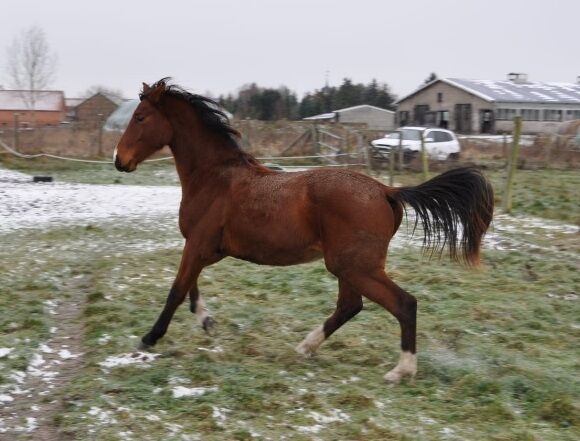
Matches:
[384,351,417,383]
[296,325,325,356]
[195,296,209,325]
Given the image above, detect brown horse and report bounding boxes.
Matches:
[114,79,494,383]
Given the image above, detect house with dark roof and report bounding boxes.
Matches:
[303,104,395,131]
[396,74,580,134]
[0,90,65,127]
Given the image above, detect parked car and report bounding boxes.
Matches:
[370,127,461,160]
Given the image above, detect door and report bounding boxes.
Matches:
[454,104,472,134]
[480,109,494,133]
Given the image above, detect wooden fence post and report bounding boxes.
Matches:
[502,116,522,213]
[420,130,429,181]
[13,113,20,152]
[389,131,400,186]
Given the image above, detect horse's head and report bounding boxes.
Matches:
[114,80,174,172]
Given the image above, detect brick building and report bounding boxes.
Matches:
[67,92,122,126]
[0,90,65,128]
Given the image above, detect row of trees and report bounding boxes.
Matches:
[218,78,398,121]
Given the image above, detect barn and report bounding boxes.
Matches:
[396,74,580,134]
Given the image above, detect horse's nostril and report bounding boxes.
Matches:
[114,156,127,172]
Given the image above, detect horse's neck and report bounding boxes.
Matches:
[169,126,244,189]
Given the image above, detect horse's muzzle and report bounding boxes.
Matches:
[114,156,131,172]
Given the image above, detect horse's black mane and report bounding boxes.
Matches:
[141,78,241,146]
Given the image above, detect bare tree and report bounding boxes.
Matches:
[82,85,125,101]
[5,26,57,119]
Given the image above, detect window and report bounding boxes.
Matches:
[565,110,580,120]
[496,109,517,120]
[400,129,422,141]
[521,109,540,121]
[398,111,409,126]
[543,109,563,122]
[428,131,453,142]
[437,92,443,103]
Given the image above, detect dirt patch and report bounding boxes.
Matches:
[0,276,88,440]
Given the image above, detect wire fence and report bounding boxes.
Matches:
[0,138,366,168]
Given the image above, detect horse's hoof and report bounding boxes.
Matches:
[383,370,403,384]
[137,341,154,352]
[202,317,217,336]
[295,341,316,358]
[383,369,415,384]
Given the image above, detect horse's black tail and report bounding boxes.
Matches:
[391,167,494,266]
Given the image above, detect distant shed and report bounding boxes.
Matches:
[304,104,395,131]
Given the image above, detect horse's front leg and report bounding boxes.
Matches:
[139,241,202,350]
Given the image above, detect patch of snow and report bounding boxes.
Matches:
[296,424,324,434]
[97,334,112,345]
[87,406,117,424]
[196,346,224,353]
[308,409,350,424]
[58,349,81,359]
[212,406,229,427]
[0,348,14,358]
[0,394,14,402]
[172,386,218,398]
[99,352,160,370]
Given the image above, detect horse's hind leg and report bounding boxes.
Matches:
[346,269,417,383]
[296,280,363,356]
[189,286,216,336]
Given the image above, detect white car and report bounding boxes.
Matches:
[371,127,461,160]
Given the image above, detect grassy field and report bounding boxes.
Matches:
[0,158,578,440]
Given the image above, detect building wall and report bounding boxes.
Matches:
[336,107,395,131]
[75,94,119,126]
[0,110,65,128]
[397,82,491,134]
[494,103,580,134]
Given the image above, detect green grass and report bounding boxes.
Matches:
[1,162,578,439]
[1,216,578,440]
[0,155,179,186]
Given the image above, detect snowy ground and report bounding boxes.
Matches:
[0,168,181,234]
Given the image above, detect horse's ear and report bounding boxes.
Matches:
[147,82,166,104]
[142,82,151,94]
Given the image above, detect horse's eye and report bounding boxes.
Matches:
[135,115,145,122]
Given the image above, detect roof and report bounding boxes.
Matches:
[65,98,84,108]
[397,78,580,104]
[0,90,64,111]
[303,104,394,120]
[303,112,336,120]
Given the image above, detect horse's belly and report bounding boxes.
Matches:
[222,225,323,266]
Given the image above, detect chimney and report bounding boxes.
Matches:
[507,73,528,84]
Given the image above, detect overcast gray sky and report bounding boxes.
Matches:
[1,0,579,100]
